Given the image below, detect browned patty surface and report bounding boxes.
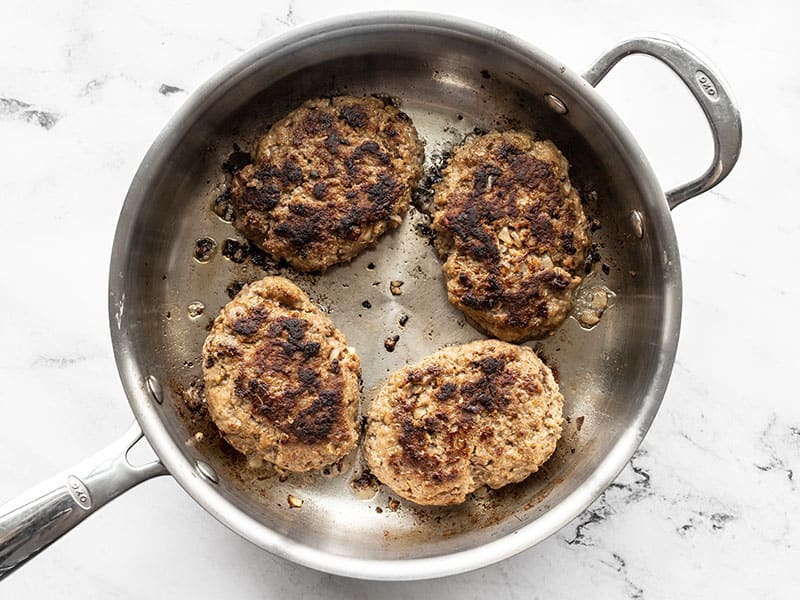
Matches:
[202,276,361,472]
[231,96,424,272]
[364,339,563,505]
[432,130,590,341]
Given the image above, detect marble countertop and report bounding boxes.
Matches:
[0,1,797,597]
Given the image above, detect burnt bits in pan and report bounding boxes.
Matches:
[222,144,253,175]
[213,190,235,222]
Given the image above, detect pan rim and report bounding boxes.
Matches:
[108,10,681,580]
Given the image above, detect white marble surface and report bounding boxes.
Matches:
[0,0,797,597]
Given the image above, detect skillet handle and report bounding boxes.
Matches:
[583,34,742,209]
[0,422,166,580]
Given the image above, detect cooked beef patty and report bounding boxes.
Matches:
[230,96,424,272]
[364,339,563,505]
[432,130,589,341]
[202,276,361,472]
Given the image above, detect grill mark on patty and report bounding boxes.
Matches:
[398,417,441,472]
[439,148,560,260]
[301,108,334,135]
[459,267,574,324]
[236,378,289,420]
[397,417,459,484]
[231,307,266,336]
[272,214,321,249]
[561,230,577,255]
[393,353,517,478]
[334,173,401,236]
[460,356,512,414]
[324,130,349,155]
[312,182,327,199]
[345,140,391,176]
[447,205,500,261]
[338,105,368,129]
[266,317,321,358]
[235,157,311,217]
[289,390,342,442]
[436,382,457,400]
[239,180,280,213]
[527,211,556,246]
[230,313,347,445]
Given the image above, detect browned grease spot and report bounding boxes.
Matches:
[193,237,216,262]
[350,468,380,495]
[384,334,399,352]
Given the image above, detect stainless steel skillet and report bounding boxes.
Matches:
[0,12,741,581]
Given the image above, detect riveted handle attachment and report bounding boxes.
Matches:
[0,423,166,580]
[584,34,742,209]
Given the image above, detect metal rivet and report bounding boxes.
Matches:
[196,460,219,484]
[631,210,645,239]
[544,93,568,115]
[146,375,163,404]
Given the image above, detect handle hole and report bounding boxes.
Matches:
[594,54,714,194]
[125,435,160,469]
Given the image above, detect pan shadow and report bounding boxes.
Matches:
[213,520,572,599]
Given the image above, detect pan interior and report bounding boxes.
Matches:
[112,20,678,563]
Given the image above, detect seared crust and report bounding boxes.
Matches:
[231,96,424,272]
[202,276,361,471]
[364,340,563,505]
[432,130,589,341]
